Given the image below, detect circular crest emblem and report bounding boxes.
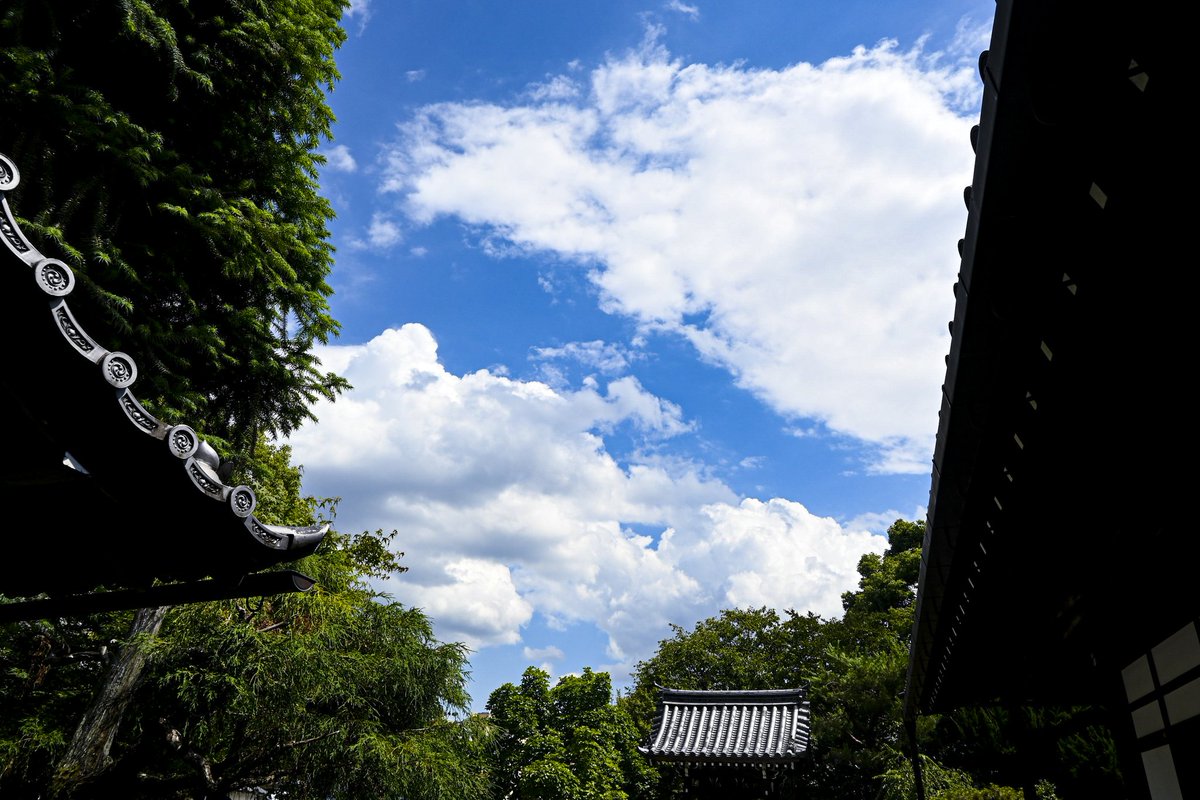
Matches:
[34,259,75,297]
[0,154,19,191]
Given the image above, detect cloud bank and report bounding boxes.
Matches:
[378,32,979,473]
[296,29,983,681]
[288,325,886,668]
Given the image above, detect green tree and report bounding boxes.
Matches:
[819,520,1116,799]
[0,0,350,464]
[0,4,375,793]
[631,607,812,692]
[0,605,133,793]
[806,519,926,797]
[487,666,656,800]
[124,530,492,800]
[627,520,1055,800]
[1,442,493,799]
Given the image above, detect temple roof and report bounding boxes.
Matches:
[904,0,1179,716]
[640,688,811,766]
[1,152,328,619]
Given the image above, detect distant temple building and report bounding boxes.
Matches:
[640,687,811,798]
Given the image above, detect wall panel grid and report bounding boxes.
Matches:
[1121,620,1200,800]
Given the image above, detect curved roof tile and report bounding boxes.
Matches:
[1,152,329,601]
[640,687,811,766]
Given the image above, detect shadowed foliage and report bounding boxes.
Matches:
[0,0,351,468]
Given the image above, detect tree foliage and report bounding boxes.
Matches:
[0,0,350,465]
[1,442,492,799]
[486,666,656,800]
[0,3,498,797]
[0,607,132,793]
[625,519,1094,800]
[123,532,491,800]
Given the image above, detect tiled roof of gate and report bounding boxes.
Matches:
[640,687,811,765]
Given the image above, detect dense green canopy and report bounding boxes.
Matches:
[0,5,500,797]
[0,0,350,466]
[0,442,493,799]
[486,666,657,800]
[625,520,1122,800]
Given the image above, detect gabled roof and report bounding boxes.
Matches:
[1,152,328,619]
[640,688,811,766]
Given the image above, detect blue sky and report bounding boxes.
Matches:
[285,0,994,710]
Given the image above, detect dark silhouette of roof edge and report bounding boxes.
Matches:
[0,151,328,617]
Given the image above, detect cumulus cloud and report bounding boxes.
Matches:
[378,33,980,473]
[321,144,357,173]
[288,325,887,666]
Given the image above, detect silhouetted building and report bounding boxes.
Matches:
[1,152,327,621]
[904,2,1186,798]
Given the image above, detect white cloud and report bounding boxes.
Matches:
[343,0,371,33]
[526,75,581,102]
[366,213,403,248]
[288,325,887,668]
[666,1,700,19]
[949,16,995,66]
[406,69,427,83]
[321,144,357,173]
[524,645,566,661]
[377,34,981,474]
[405,558,532,646]
[845,507,927,537]
[532,340,635,375]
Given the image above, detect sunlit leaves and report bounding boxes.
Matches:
[0,0,349,464]
[486,666,655,800]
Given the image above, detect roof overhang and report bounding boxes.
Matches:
[1,153,327,617]
[905,0,1179,716]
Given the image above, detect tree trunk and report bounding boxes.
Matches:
[52,605,169,796]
